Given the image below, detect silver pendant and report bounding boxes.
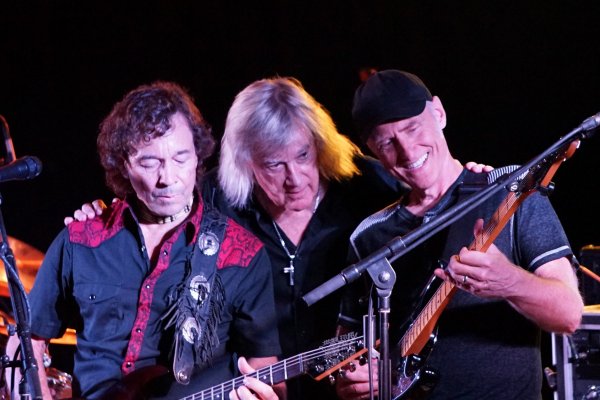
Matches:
[189,274,211,303]
[198,231,219,256]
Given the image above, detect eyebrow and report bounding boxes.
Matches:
[400,121,419,131]
[136,149,192,160]
[296,144,311,155]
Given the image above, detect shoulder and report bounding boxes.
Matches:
[350,200,403,258]
[67,199,127,247]
[217,215,265,269]
[334,155,406,214]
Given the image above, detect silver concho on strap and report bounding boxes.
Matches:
[197,231,219,256]
[181,316,201,344]
[189,274,211,303]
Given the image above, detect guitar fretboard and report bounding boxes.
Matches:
[180,334,363,400]
[401,190,524,357]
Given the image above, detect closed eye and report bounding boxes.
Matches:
[376,138,394,152]
[138,158,161,169]
[264,161,284,171]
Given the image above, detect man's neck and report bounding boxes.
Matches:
[137,197,194,225]
[135,198,195,263]
[405,158,463,216]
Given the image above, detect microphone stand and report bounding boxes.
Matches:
[364,257,395,400]
[303,112,599,399]
[0,195,43,399]
[0,115,43,399]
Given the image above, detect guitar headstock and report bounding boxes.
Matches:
[512,140,580,196]
[304,332,365,382]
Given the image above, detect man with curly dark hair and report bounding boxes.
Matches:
[6,81,282,400]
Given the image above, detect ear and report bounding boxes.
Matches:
[120,161,130,179]
[430,96,447,129]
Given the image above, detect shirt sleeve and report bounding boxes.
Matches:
[337,239,370,330]
[29,228,74,339]
[229,247,282,358]
[514,192,573,271]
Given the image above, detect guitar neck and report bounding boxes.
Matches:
[399,139,580,358]
[400,191,523,357]
[185,360,300,400]
[181,334,364,400]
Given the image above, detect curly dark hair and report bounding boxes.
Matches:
[97,81,215,198]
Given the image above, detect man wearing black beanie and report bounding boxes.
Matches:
[336,70,583,399]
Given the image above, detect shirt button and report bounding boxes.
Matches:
[136,328,142,333]
[141,245,146,252]
[89,294,96,300]
[145,284,151,289]
[162,250,168,256]
[126,362,132,368]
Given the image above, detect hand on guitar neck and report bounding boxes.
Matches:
[230,357,283,400]
[434,218,582,334]
[433,218,518,298]
[335,358,379,400]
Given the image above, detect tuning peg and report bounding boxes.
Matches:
[328,374,336,385]
[347,362,356,372]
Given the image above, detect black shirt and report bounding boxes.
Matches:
[202,155,406,400]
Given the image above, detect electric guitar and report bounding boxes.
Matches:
[103,332,366,400]
[390,140,580,399]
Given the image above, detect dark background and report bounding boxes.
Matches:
[1,1,599,255]
[1,0,599,393]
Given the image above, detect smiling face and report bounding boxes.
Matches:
[251,125,321,217]
[366,96,458,194]
[125,112,198,217]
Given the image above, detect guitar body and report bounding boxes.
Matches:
[91,333,364,400]
[393,363,438,400]
[391,331,439,400]
[101,366,169,400]
[386,140,580,399]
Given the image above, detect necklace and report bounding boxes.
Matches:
[138,197,194,225]
[272,221,297,286]
[271,187,321,287]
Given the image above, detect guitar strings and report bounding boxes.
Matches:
[400,192,522,355]
[182,336,364,399]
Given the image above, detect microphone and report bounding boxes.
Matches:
[580,112,600,137]
[0,156,42,183]
[0,115,16,164]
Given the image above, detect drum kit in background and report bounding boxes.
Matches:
[0,237,74,399]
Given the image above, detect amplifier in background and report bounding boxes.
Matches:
[580,245,600,305]
[552,306,600,400]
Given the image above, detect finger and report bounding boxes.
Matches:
[447,252,469,286]
[472,218,485,237]
[433,268,448,281]
[229,388,240,400]
[73,209,89,222]
[63,216,74,226]
[464,161,479,172]
[237,356,254,374]
[338,382,379,400]
[81,203,97,219]
[92,199,107,214]
[242,377,277,399]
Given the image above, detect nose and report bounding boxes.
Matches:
[393,133,415,162]
[285,163,301,186]
[158,160,177,186]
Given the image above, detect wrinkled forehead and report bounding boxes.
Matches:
[129,113,195,157]
[252,123,316,160]
[367,102,431,142]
